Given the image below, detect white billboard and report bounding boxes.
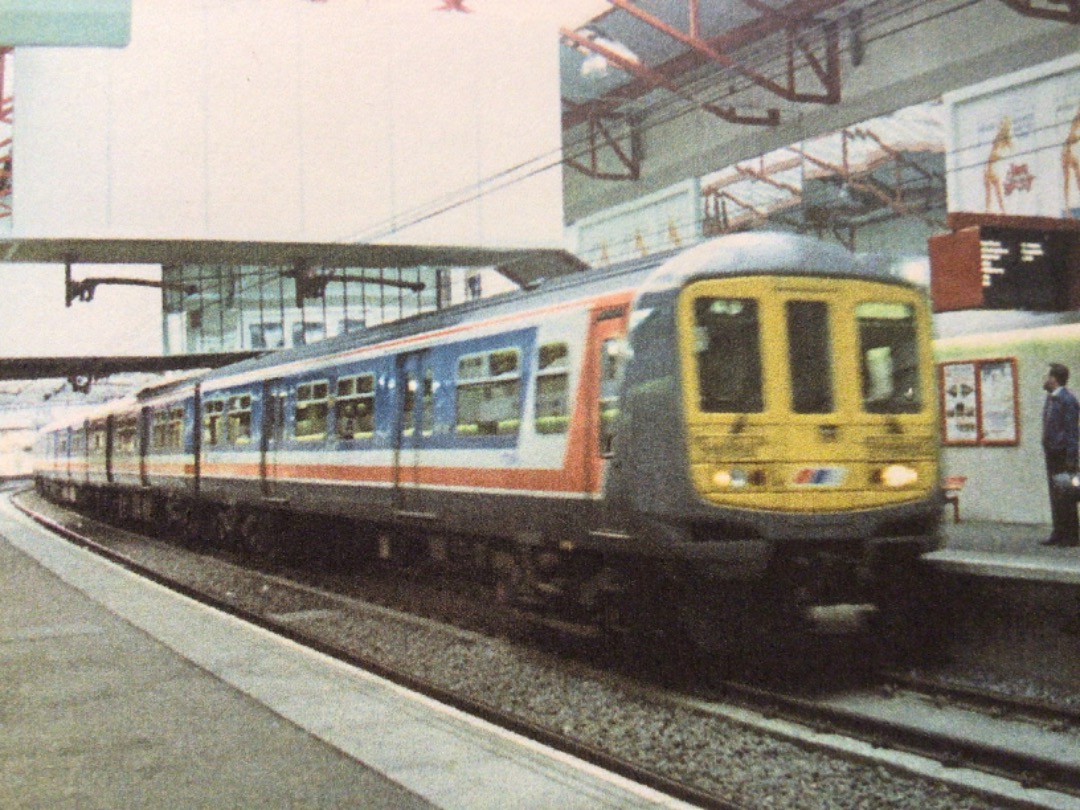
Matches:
[0,0,130,47]
[12,0,565,248]
[945,54,1080,219]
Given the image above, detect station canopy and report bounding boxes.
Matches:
[0,237,587,290]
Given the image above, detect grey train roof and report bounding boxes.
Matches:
[144,232,900,398]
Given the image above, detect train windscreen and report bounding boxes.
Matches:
[786,300,834,414]
[693,298,763,413]
[856,302,921,414]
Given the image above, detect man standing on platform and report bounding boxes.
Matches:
[1042,363,1080,547]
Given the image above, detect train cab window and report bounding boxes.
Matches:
[203,399,225,446]
[226,394,253,444]
[856,303,921,414]
[455,348,521,436]
[295,381,330,439]
[535,342,570,434]
[786,301,834,414]
[335,374,376,440]
[693,298,763,413]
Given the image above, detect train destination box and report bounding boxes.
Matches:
[929,219,1080,313]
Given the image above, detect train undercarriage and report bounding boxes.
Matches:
[36,476,938,666]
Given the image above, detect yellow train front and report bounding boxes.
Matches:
[562,233,943,651]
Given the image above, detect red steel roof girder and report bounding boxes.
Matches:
[563,0,846,129]
[997,0,1080,23]
[562,26,779,126]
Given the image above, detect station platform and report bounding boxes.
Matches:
[0,497,692,810]
[932,519,1080,584]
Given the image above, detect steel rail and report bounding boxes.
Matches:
[10,490,743,810]
[714,677,1080,800]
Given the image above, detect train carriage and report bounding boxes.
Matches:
[35,232,944,651]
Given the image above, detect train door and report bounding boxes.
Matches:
[584,306,629,496]
[393,350,434,516]
[260,378,288,498]
[105,415,115,485]
[140,406,151,487]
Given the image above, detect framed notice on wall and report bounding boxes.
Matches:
[938,358,1019,446]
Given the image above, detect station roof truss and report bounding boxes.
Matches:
[558,0,1080,181]
[698,103,946,246]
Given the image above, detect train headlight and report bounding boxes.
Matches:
[713,469,738,488]
[878,464,919,488]
[712,468,765,489]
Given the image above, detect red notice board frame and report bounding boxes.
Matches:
[939,358,1020,447]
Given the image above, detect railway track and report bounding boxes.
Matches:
[13,488,1080,810]
[693,676,1080,801]
[9,489,738,810]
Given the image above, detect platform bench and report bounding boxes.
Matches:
[942,475,967,522]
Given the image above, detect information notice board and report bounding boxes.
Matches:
[939,358,1019,446]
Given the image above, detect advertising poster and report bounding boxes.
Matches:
[945,55,1080,218]
[941,362,978,444]
[939,359,1019,446]
[978,359,1018,444]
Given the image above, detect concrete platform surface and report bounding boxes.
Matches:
[933,520,1080,584]
[0,497,693,810]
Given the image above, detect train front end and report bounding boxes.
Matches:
[619,234,943,644]
[679,273,939,530]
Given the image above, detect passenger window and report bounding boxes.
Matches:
[402,372,417,437]
[599,338,624,456]
[203,400,225,446]
[787,301,834,414]
[295,381,330,439]
[421,368,434,436]
[116,417,138,455]
[226,394,253,444]
[153,406,185,450]
[535,342,570,434]
[169,406,185,449]
[335,374,376,440]
[152,412,168,449]
[455,348,521,436]
[400,368,434,437]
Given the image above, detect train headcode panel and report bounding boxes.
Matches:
[930,224,1078,312]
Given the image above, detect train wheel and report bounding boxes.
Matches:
[181,504,210,549]
[238,510,282,560]
[211,506,244,551]
[490,549,523,607]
